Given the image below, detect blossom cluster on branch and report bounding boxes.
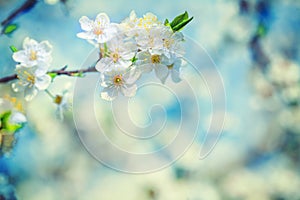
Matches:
[77,11,193,100]
[0,11,193,155]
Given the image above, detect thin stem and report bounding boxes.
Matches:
[1,0,39,35]
[44,89,55,99]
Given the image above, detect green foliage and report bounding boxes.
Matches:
[0,111,22,133]
[165,11,193,32]
[48,72,58,80]
[3,24,18,35]
[71,71,85,77]
[9,45,18,53]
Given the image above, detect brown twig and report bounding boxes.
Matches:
[0,66,98,83]
[1,0,39,34]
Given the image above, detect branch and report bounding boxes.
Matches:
[0,66,98,84]
[1,0,38,34]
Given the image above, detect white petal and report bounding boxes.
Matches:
[154,64,169,84]
[121,84,137,97]
[138,64,153,73]
[12,82,25,92]
[95,13,110,26]
[24,86,38,101]
[35,75,51,90]
[38,41,52,53]
[23,37,38,49]
[79,16,94,31]
[35,66,49,76]
[10,112,27,124]
[171,69,181,83]
[95,58,112,73]
[77,32,95,40]
[12,51,27,63]
[101,87,118,101]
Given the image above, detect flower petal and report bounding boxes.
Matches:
[12,51,27,63]
[35,74,51,90]
[77,32,95,40]
[154,64,169,84]
[95,13,110,26]
[24,86,38,101]
[12,82,25,92]
[23,37,38,49]
[171,69,181,83]
[95,58,112,73]
[10,112,27,124]
[79,16,94,31]
[101,87,118,101]
[38,41,52,53]
[121,84,137,97]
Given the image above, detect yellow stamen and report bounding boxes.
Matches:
[93,28,103,35]
[167,64,174,69]
[54,95,63,105]
[111,53,120,63]
[113,75,123,86]
[151,55,161,64]
[29,50,37,61]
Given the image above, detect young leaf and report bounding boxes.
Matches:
[170,11,189,28]
[164,19,170,26]
[3,24,18,35]
[9,45,18,53]
[48,72,58,80]
[172,17,194,32]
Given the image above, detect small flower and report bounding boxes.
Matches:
[53,90,70,121]
[100,69,140,101]
[135,27,164,54]
[136,51,171,83]
[160,28,185,58]
[12,37,52,73]
[77,13,118,44]
[95,37,137,73]
[121,11,161,36]
[12,65,51,101]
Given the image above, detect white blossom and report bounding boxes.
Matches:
[95,37,136,73]
[100,69,140,101]
[53,90,70,121]
[77,13,118,44]
[12,37,52,74]
[12,65,51,101]
[136,51,171,83]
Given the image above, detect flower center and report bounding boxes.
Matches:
[151,55,161,64]
[167,64,174,69]
[17,70,35,85]
[163,38,172,49]
[93,28,103,35]
[29,50,37,61]
[111,53,120,63]
[54,95,63,105]
[113,75,123,86]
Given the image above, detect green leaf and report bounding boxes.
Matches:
[0,111,22,133]
[164,19,170,26]
[48,72,57,80]
[131,56,137,63]
[172,17,194,32]
[170,11,189,29]
[9,45,18,53]
[3,24,18,35]
[71,71,85,77]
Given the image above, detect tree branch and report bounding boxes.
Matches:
[0,66,98,83]
[1,0,39,34]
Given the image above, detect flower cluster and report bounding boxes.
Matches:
[11,37,53,101]
[77,11,192,101]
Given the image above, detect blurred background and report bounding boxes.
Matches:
[1,0,300,199]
